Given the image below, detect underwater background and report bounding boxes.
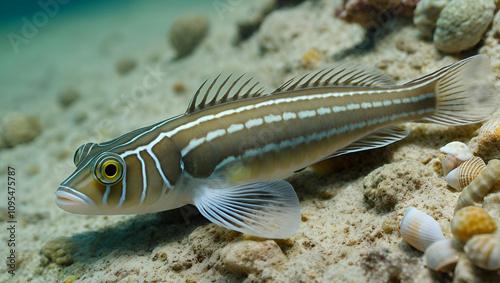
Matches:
[1,0,500,282]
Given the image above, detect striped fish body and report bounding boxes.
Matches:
[56,55,497,239]
[175,84,435,183]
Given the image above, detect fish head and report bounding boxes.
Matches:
[56,134,184,215]
[55,142,129,214]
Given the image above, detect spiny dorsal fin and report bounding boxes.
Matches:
[186,73,268,114]
[273,62,396,93]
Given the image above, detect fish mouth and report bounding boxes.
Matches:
[55,186,96,213]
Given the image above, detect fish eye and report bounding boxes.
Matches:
[92,152,124,185]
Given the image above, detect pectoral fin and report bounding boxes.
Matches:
[192,180,300,239]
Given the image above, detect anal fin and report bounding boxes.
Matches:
[192,180,300,239]
[327,125,409,158]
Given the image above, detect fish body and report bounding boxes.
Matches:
[56,55,497,238]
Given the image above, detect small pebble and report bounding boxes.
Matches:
[1,113,42,147]
[58,88,80,107]
[173,81,186,94]
[169,14,209,58]
[116,58,137,75]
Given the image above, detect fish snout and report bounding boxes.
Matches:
[55,186,95,213]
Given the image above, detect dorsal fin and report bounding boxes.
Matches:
[186,73,268,114]
[273,62,396,93]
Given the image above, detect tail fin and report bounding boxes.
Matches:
[408,55,497,125]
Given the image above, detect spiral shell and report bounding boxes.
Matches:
[400,207,445,252]
[451,206,497,243]
[464,234,500,270]
[440,141,474,162]
[455,159,500,212]
[424,238,461,272]
[446,157,486,191]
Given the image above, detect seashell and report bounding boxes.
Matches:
[455,159,500,212]
[424,238,461,272]
[445,157,486,191]
[470,118,500,161]
[451,206,497,243]
[400,207,445,252]
[440,141,474,162]
[464,233,500,270]
[439,153,462,177]
[478,118,500,136]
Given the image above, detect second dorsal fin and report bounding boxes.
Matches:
[186,73,268,114]
[273,62,396,93]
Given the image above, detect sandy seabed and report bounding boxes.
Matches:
[1,0,500,282]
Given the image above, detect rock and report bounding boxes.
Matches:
[58,88,80,107]
[1,113,42,147]
[40,237,77,266]
[115,58,137,75]
[363,160,435,212]
[221,239,287,275]
[169,14,209,58]
[236,0,277,42]
[336,0,420,28]
[413,0,450,38]
[434,0,497,53]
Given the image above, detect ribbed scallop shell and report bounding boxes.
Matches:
[478,118,500,136]
[400,207,445,252]
[440,141,474,162]
[446,156,486,191]
[455,159,500,211]
[464,234,500,270]
[424,238,461,272]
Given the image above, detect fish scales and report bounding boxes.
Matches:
[175,85,436,180]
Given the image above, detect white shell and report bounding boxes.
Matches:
[400,207,446,252]
[440,141,474,162]
[464,234,500,270]
[424,238,461,272]
[445,157,486,191]
[440,153,461,177]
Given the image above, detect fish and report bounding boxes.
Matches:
[55,55,497,239]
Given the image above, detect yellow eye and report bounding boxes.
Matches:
[92,153,124,185]
[103,160,120,179]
